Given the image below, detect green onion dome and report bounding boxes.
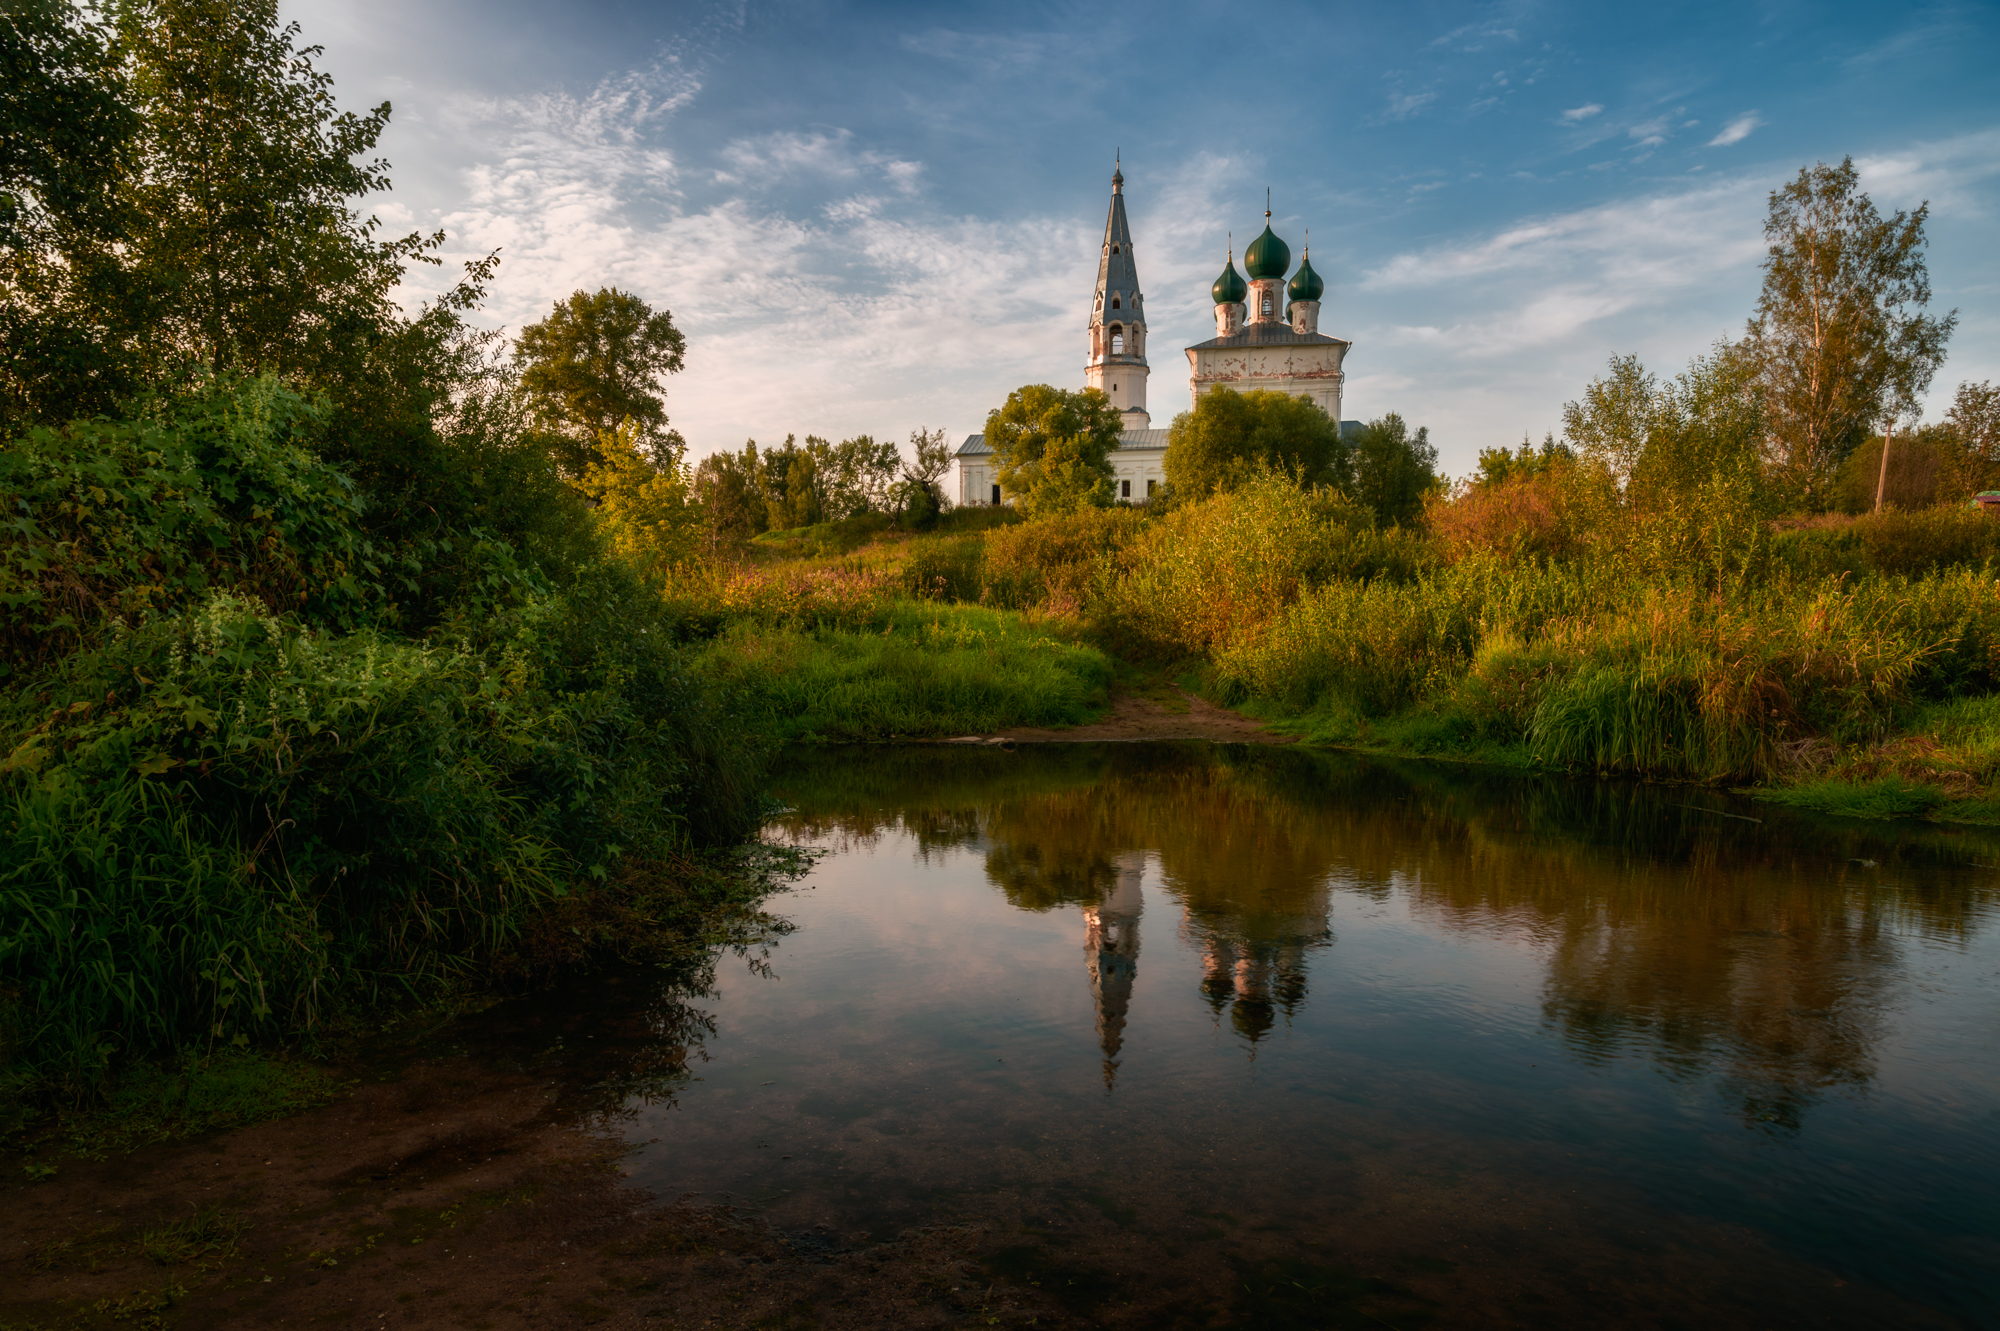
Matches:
[1212,251,1248,305]
[1288,250,1324,302]
[1243,220,1291,281]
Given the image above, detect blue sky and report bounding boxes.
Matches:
[291,0,2000,475]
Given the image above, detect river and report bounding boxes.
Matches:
[601,742,1998,1327]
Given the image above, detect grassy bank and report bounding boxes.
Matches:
[683,474,2000,825]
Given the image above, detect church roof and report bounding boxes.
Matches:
[1244,220,1291,280]
[957,428,1169,457]
[1092,166,1144,335]
[1288,251,1324,302]
[1186,325,1350,350]
[1212,253,1248,305]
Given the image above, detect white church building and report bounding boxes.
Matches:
[956,166,1354,506]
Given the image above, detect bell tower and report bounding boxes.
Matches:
[1086,159,1150,432]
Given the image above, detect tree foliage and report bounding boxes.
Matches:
[689,430,920,540]
[0,0,134,247]
[515,287,687,474]
[581,418,700,580]
[896,427,955,527]
[1748,157,1955,504]
[1350,413,1439,527]
[1,0,139,422]
[1163,387,1350,501]
[984,384,1121,517]
[0,0,487,428]
[1470,433,1572,490]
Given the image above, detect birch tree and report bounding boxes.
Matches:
[1747,157,1954,505]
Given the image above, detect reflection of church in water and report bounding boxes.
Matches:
[1082,853,1330,1087]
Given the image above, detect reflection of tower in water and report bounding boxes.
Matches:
[1082,853,1146,1088]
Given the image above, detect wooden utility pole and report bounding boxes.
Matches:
[1874,424,1895,513]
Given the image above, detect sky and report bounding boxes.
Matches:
[286,0,2000,477]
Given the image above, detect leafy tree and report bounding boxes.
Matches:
[0,0,137,423]
[753,434,826,530]
[1633,342,1767,506]
[1830,427,1949,513]
[1946,381,2000,468]
[1163,387,1350,501]
[581,418,700,580]
[1748,157,1956,506]
[1350,413,1438,527]
[1,0,480,427]
[1470,433,1571,489]
[984,384,1120,517]
[0,0,134,248]
[120,0,436,379]
[693,442,768,545]
[515,287,687,474]
[820,434,902,519]
[1560,354,1658,488]
[895,426,954,527]
[1,0,126,419]
[1937,381,2000,500]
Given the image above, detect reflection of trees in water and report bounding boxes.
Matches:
[978,760,1337,1064]
[771,743,2000,1127]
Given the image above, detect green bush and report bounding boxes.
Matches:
[0,379,375,673]
[1112,472,1430,658]
[0,582,759,1091]
[980,506,1147,611]
[1855,505,2000,576]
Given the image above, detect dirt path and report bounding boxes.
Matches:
[950,686,1295,746]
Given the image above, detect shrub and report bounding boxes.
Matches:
[0,379,374,673]
[982,507,1147,613]
[901,534,983,602]
[1429,471,1578,563]
[0,579,759,1092]
[1112,472,1428,658]
[1853,505,2000,576]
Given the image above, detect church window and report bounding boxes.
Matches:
[1111,296,1120,309]
[1262,294,1272,315]
[1111,330,1125,354]
[1121,479,1131,499]
[1112,244,1120,254]
[992,484,1002,506]
[1147,479,1158,497]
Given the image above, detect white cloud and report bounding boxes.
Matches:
[1560,104,1602,123]
[716,130,922,194]
[393,64,1268,457]
[1357,175,1770,359]
[1378,90,1438,122]
[1708,114,1762,147]
[1425,19,1518,51]
[1855,126,2000,215]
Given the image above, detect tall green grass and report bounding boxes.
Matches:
[693,602,1111,742]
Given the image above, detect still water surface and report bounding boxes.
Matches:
[612,744,1998,1327]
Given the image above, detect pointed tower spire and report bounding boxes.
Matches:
[1086,161,1149,431]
